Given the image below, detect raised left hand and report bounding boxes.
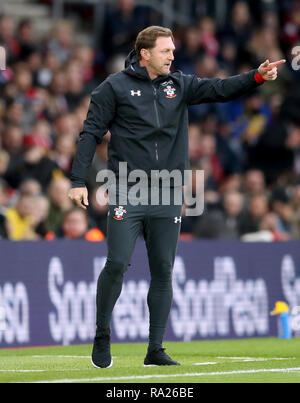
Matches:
[258,59,286,81]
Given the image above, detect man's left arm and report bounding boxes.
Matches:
[185,59,286,105]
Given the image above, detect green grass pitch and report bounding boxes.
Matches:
[1,338,300,383]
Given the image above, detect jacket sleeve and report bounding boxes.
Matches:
[184,69,264,105]
[70,79,116,188]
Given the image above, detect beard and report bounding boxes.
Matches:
[149,61,170,76]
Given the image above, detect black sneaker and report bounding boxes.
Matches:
[91,335,113,368]
[144,348,180,366]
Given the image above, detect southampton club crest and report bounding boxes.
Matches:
[164,85,176,99]
[113,205,127,220]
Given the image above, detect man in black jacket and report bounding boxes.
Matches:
[69,26,285,368]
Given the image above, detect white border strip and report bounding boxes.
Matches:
[31,367,300,383]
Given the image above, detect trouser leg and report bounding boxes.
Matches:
[144,201,182,351]
[96,203,143,334]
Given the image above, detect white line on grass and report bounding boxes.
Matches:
[0,368,92,372]
[0,370,46,373]
[192,357,296,365]
[32,355,117,359]
[32,355,91,359]
[217,357,296,361]
[29,367,300,383]
[193,362,218,366]
[0,369,86,373]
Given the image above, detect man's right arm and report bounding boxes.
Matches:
[69,79,116,209]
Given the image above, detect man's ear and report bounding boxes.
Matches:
[140,48,150,61]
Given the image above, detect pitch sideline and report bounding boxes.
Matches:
[28,367,300,383]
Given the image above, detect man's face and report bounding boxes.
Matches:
[146,36,175,77]
[63,210,88,239]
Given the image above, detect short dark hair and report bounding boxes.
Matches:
[135,26,174,60]
[63,207,89,224]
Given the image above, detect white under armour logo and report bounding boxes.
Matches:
[131,90,141,96]
[174,216,181,223]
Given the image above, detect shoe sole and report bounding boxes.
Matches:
[91,358,113,369]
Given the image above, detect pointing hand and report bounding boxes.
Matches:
[258,59,286,81]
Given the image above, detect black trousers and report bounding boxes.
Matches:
[96,186,183,349]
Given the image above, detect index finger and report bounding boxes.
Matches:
[74,195,87,210]
[78,200,87,210]
[268,59,286,69]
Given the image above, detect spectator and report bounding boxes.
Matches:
[243,169,266,198]
[63,59,88,110]
[5,133,58,190]
[0,149,10,177]
[36,50,61,88]
[198,133,225,188]
[73,45,96,91]
[215,121,244,176]
[193,205,224,239]
[221,1,254,63]
[3,99,24,126]
[19,178,42,196]
[0,15,20,63]
[188,123,203,164]
[53,112,79,139]
[100,0,152,59]
[198,16,220,57]
[0,180,8,239]
[29,120,52,150]
[5,193,38,240]
[289,179,300,238]
[16,18,36,62]
[188,54,220,121]
[46,69,69,118]
[2,123,25,189]
[32,194,50,238]
[2,122,24,157]
[194,190,244,240]
[218,40,238,75]
[269,187,293,238]
[220,191,245,239]
[46,19,74,64]
[173,25,203,74]
[242,90,271,146]
[49,133,75,175]
[285,121,300,177]
[46,207,104,241]
[239,194,269,236]
[44,176,73,233]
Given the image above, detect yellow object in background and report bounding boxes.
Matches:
[270,301,290,316]
[5,207,36,240]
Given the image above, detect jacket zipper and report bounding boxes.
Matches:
[153,86,160,161]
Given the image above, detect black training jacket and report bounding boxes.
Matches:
[71,50,263,187]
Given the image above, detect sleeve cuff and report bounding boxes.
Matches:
[71,178,86,188]
[71,183,86,188]
[254,72,265,84]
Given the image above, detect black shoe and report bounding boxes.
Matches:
[144,348,180,366]
[91,335,113,368]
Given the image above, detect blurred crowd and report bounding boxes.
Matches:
[1,0,300,242]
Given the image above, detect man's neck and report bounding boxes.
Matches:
[139,60,157,81]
